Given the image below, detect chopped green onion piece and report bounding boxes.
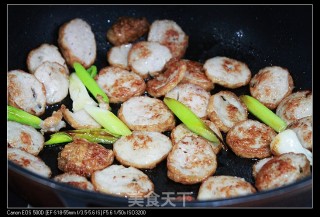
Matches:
[240,95,287,133]
[7,105,43,129]
[45,132,73,145]
[71,133,118,144]
[84,105,131,137]
[164,97,220,146]
[73,62,109,104]
[66,128,114,136]
[87,65,97,78]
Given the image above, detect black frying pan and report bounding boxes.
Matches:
[8,5,312,207]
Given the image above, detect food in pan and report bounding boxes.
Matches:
[7,16,312,202]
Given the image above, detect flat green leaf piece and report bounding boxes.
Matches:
[164,97,220,146]
[87,65,97,78]
[84,105,132,137]
[240,95,287,133]
[73,62,109,104]
[7,105,42,129]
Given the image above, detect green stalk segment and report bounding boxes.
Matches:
[163,97,220,146]
[87,65,97,78]
[71,133,118,144]
[7,105,42,129]
[84,105,132,137]
[240,95,287,133]
[73,62,109,104]
[45,132,73,145]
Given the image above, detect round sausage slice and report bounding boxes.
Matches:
[204,56,251,88]
[250,66,294,110]
[92,165,154,198]
[7,70,46,116]
[197,176,256,200]
[113,131,172,169]
[118,96,175,132]
[7,121,44,156]
[167,135,217,184]
[54,173,94,191]
[95,66,145,103]
[226,120,276,159]
[107,43,132,70]
[288,116,312,151]
[276,91,312,125]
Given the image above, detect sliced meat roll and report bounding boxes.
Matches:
[250,66,294,110]
[197,176,256,200]
[54,173,94,191]
[226,120,276,159]
[148,19,189,59]
[27,43,69,74]
[207,91,248,133]
[61,105,101,129]
[7,70,46,116]
[255,153,311,191]
[95,66,146,103]
[7,121,44,156]
[146,60,186,97]
[107,17,150,46]
[288,116,312,151]
[58,18,96,68]
[107,43,132,70]
[171,120,222,154]
[113,131,172,169]
[179,59,214,91]
[204,56,251,88]
[276,91,312,125]
[252,157,273,179]
[8,148,51,178]
[92,165,154,198]
[128,41,172,78]
[118,96,175,132]
[167,135,217,184]
[34,61,69,105]
[57,139,114,177]
[165,83,210,119]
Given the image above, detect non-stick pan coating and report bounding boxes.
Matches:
[8,5,312,207]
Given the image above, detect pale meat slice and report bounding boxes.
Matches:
[107,43,132,70]
[34,61,69,105]
[207,91,248,133]
[252,157,273,179]
[7,70,46,116]
[106,17,150,46]
[197,176,256,200]
[118,96,175,132]
[57,139,114,177]
[58,18,96,68]
[250,66,294,110]
[288,116,312,151]
[146,60,187,97]
[7,121,44,156]
[255,153,311,191]
[8,148,51,178]
[95,66,146,103]
[54,173,94,191]
[61,105,101,129]
[276,91,312,125]
[27,43,69,74]
[40,108,66,133]
[170,120,222,154]
[167,135,217,184]
[148,19,189,59]
[226,120,276,159]
[165,83,210,119]
[113,131,172,169]
[128,41,172,78]
[204,56,251,88]
[179,59,214,91]
[91,165,154,198]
